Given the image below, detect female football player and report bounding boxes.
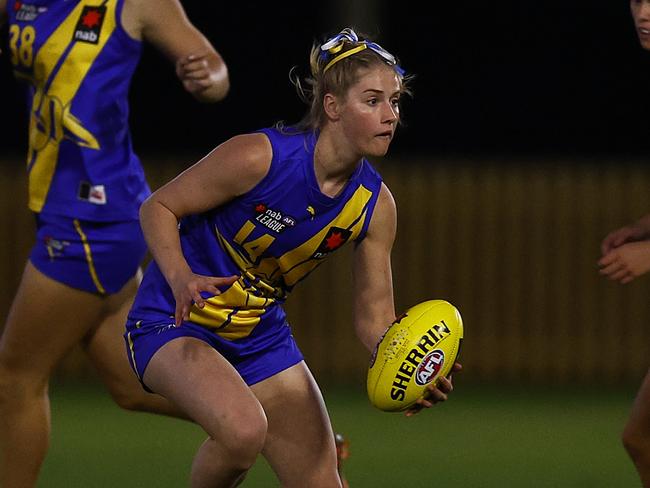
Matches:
[598,3,650,486]
[0,0,228,486]
[125,27,459,487]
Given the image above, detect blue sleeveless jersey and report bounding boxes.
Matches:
[7,0,149,220]
[128,127,384,341]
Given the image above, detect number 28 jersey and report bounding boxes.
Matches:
[128,127,384,341]
[7,0,149,221]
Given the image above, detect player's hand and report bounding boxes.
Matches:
[600,224,647,255]
[405,362,462,417]
[598,241,650,284]
[169,270,238,326]
[175,52,220,95]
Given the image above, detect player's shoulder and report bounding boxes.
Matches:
[363,182,397,243]
[121,0,187,39]
[215,133,273,183]
[377,182,396,213]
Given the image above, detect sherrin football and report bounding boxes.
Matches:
[367,300,463,412]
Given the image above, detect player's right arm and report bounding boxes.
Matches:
[122,0,229,103]
[140,133,272,325]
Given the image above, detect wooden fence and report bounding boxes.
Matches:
[1,156,649,385]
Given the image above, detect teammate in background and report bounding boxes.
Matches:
[0,0,228,486]
[124,27,460,487]
[598,4,650,486]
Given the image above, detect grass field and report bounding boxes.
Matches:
[39,380,640,487]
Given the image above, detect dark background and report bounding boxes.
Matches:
[2,1,650,160]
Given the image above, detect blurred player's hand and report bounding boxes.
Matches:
[405,362,462,417]
[175,52,221,97]
[598,241,650,284]
[601,224,648,255]
[169,270,238,326]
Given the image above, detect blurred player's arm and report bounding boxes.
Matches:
[123,0,229,103]
[601,212,650,255]
[599,212,650,283]
[352,183,397,353]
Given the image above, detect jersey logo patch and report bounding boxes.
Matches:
[73,6,106,44]
[14,2,47,21]
[254,203,295,234]
[312,227,352,259]
[44,236,70,259]
[78,182,107,205]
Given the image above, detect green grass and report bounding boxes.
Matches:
[39,381,640,487]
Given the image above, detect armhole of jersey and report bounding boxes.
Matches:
[113,0,143,47]
[355,168,383,243]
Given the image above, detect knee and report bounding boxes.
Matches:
[0,360,47,407]
[217,408,268,469]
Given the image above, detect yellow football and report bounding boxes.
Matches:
[367,300,464,412]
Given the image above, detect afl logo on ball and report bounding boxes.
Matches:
[415,350,444,386]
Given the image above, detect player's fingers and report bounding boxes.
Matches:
[181,71,211,83]
[179,53,208,67]
[437,376,454,393]
[427,386,448,402]
[405,404,422,417]
[191,289,206,308]
[213,275,238,288]
[417,398,434,409]
[597,252,618,268]
[180,60,210,76]
[175,303,184,326]
[620,274,636,284]
[182,303,191,323]
[608,268,632,281]
[183,78,214,90]
[598,260,623,276]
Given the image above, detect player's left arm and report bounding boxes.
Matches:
[354,183,460,415]
[352,183,398,352]
[123,0,229,103]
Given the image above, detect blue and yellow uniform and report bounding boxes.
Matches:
[126,127,383,386]
[8,0,149,293]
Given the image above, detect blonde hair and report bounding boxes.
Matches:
[288,29,412,132]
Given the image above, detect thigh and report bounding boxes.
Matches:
[143,336,264,436]
[0,261,105,380]
[251,361,340,487]
[83,272,146,400]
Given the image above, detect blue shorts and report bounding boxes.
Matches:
[124,319,304,390]
[29,213,147,295]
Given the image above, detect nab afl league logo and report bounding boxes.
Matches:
[415,350,445,386]
[73,6,106,44]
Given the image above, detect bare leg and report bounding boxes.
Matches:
[83,270,187,419]
[251,361,342,488]
[0,262,108,487]
[623,369,650,487]
[143,337,267,487]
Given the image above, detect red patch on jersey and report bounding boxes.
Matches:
[81,9,102,29]
[325,231,345,250]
